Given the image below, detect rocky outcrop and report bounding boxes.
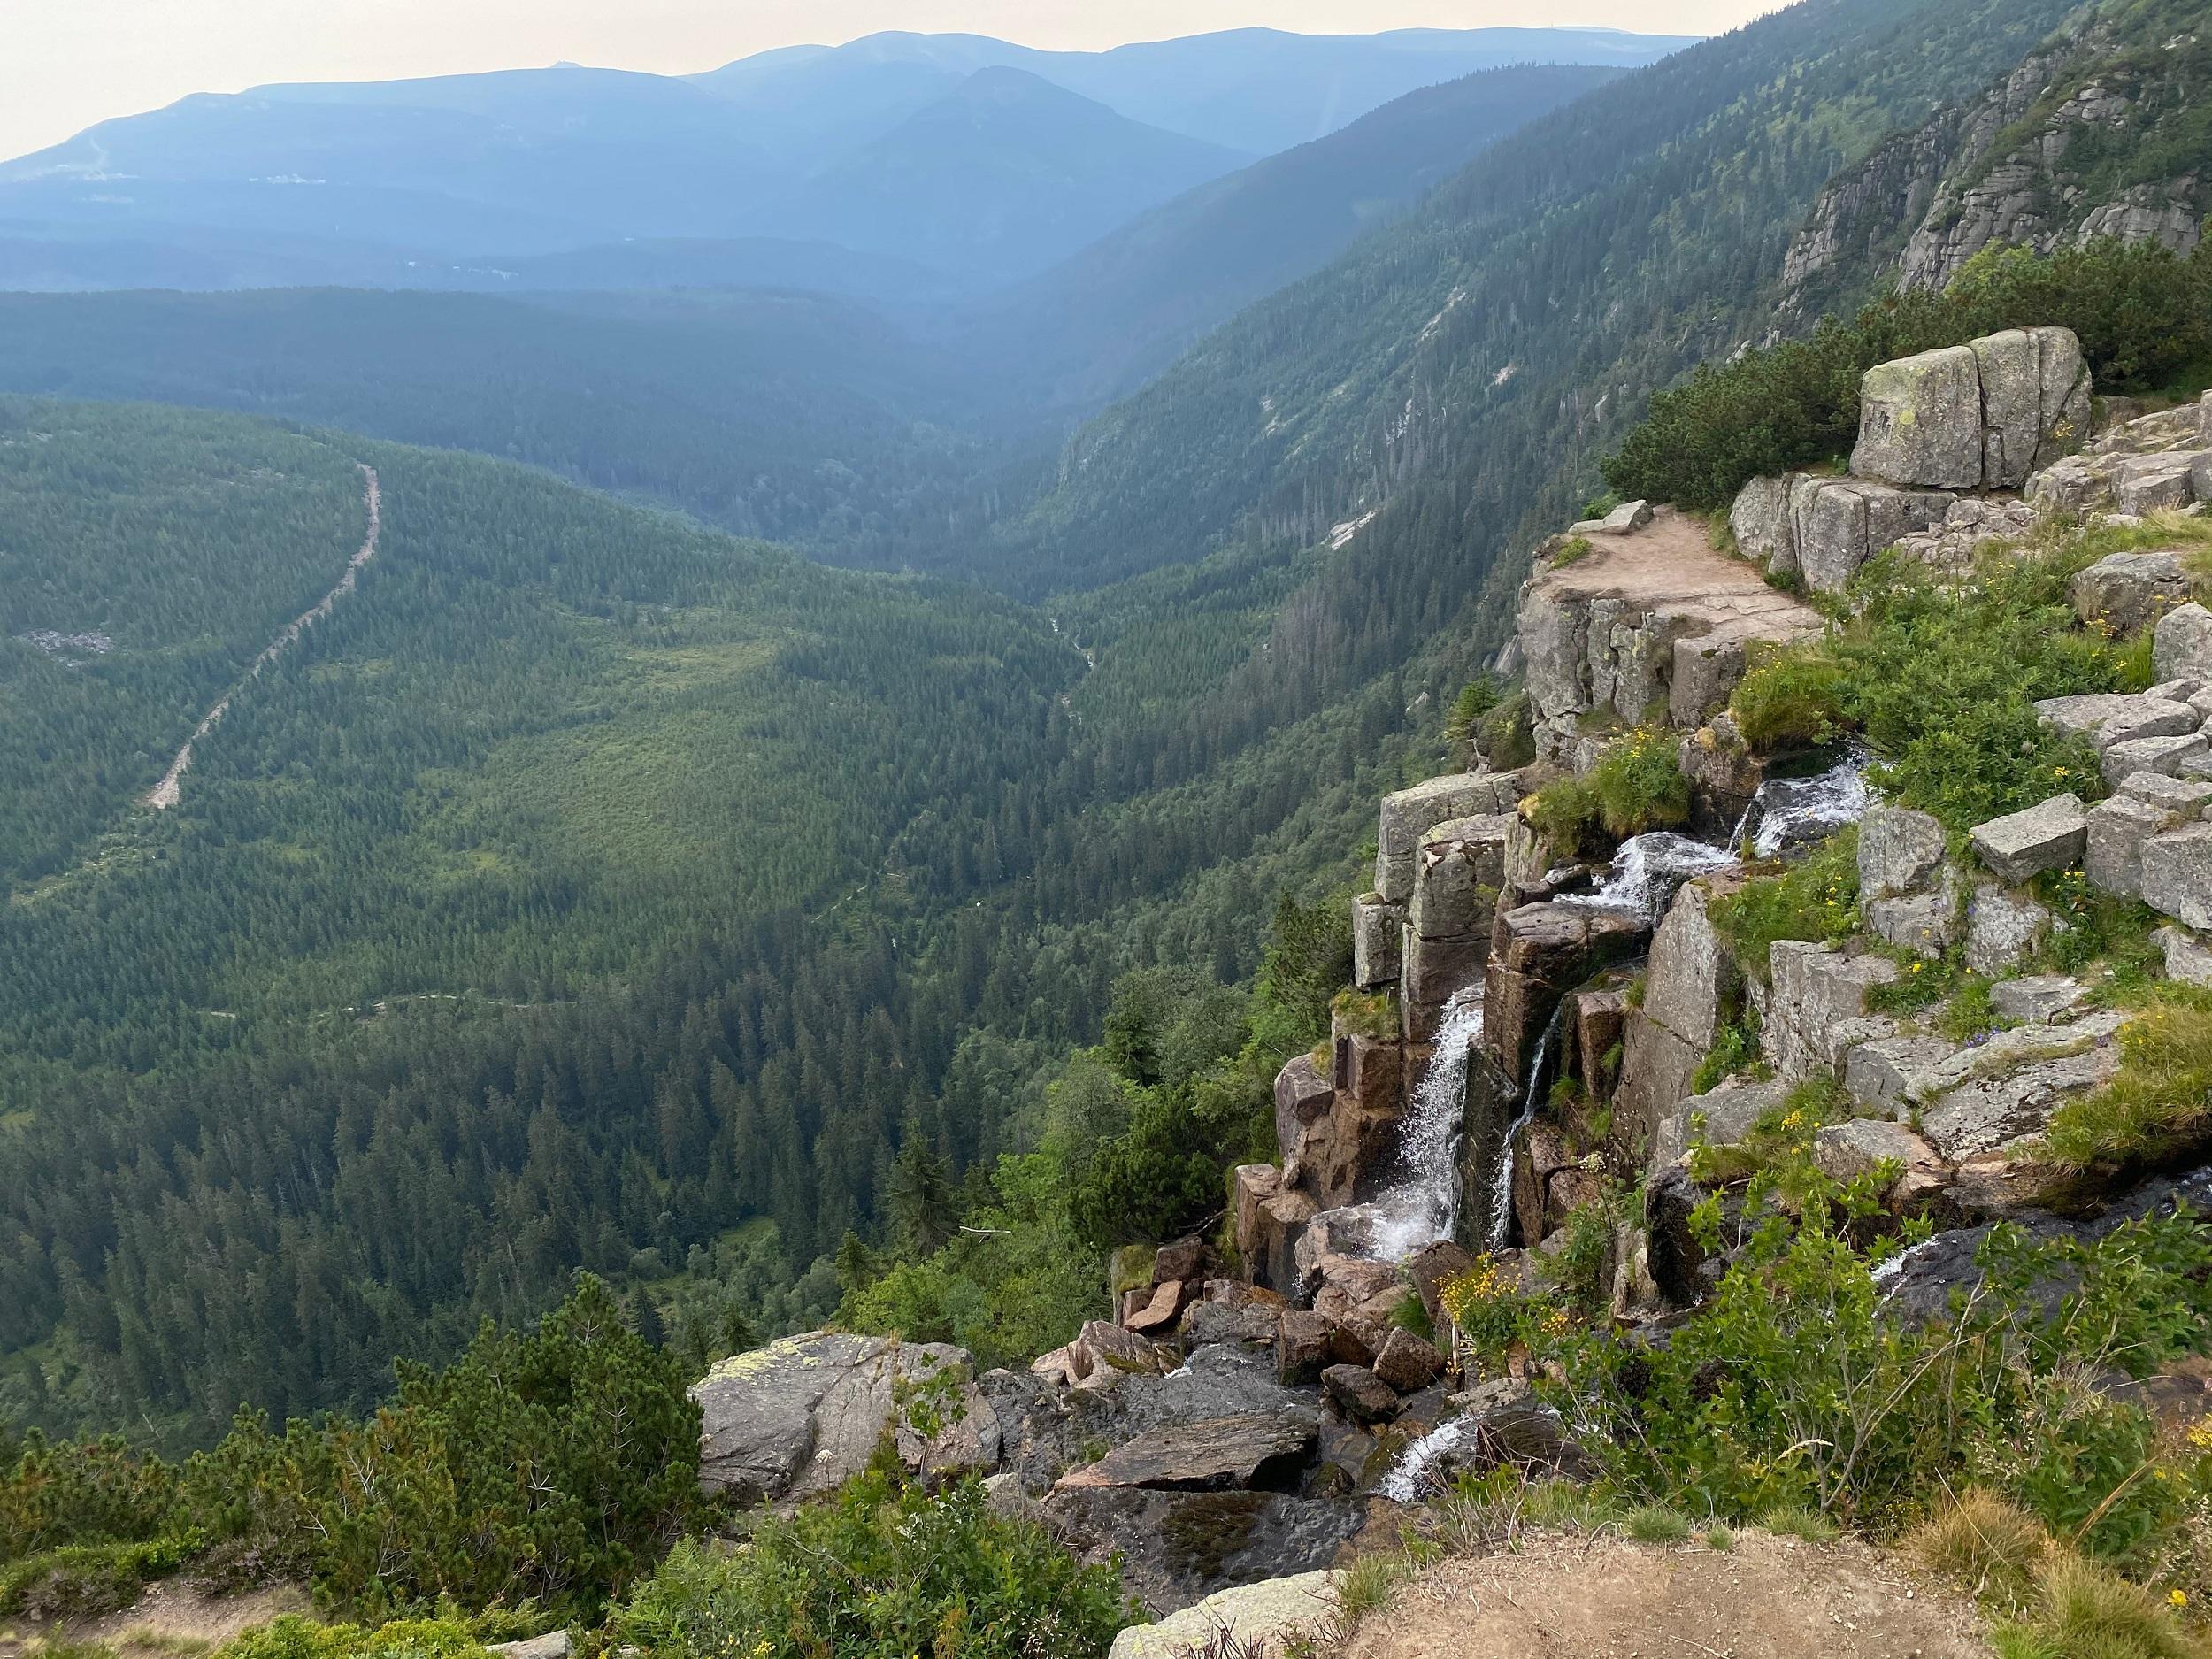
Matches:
[1781,20,2208,307]
[1109,1571,1340,1659]
[1517,506,1820,764]
[693,1333,995,1503]
[1373,772,1524,903]
[1404,812,1512,1039]
[1853,329,2089,491]
[1968,794,2087,884]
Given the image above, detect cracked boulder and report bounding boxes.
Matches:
[1968,795,2086,885]
[695,1333,994,1502]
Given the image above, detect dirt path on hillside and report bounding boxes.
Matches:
[0,1579,310,1659]
[1341,1530,1992,1659]
[147,462,380,810]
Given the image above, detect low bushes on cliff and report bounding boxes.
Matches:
[1724,544,2118,832]
[0,1278,700,1624]
[1604,237,2212,510]
[1534,1131,2212,1588]
[1528,726,1692,847]
[607,1455,1131,1659]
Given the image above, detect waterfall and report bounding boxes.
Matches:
[1484,999,1565,1253]
[1369,992,1485,1263]
[1564,746,1875,925]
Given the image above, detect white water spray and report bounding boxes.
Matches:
[1369,993,1485,1262]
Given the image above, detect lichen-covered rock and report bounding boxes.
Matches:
[1857,805,1947,899]
[1349,894,1403,989]
[1813,1118,1942,1187]
[1990,975,2087,1025]
[1968,794,2086,883]
[1765,943,1901,1081]
[2086,794,2177,901]
[1614,1011,1701,1159]
[1972,327,2093,488]
[1729,474,1797,574]
[1109,1571,1340,1659]
[1921,1046,2122,1162]
[1965,886,2052,977]
[2036,692,2197,750]
[1854,344,1985,488]
[2113,452,2202,515]
[2073,550,2191,636]
[1641,875,1743,1051]
[1272,1056,1333,1164]
[1864,884,1959,956]
[1650,1076,1788,1174]
[2142,824,2212,931]
[695,1333,989,1502]
[1569,498,1655,536]
[1787,475,1955,591]
[1853,328,2088,489]
[2158,925,2212,987]
[1409,813,1512,941]
[1844,1034,1955,1110]
[1374,772,1522,902]
[2156,604,2212,686]
[2101,733,2208,788]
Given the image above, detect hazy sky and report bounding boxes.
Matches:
[7,0,1784,161]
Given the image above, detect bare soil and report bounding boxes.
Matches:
[1340,1530,1993,1659]
[0,1580,309,1659]
[1529,505,1822,651]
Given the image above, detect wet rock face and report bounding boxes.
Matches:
[1042,1486,1375,1617]
[1484,902,1643,1085]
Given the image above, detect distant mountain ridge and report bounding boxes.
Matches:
[0,25,1695,296]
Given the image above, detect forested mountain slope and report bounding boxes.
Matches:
[957,62,1625,411]
[0,399,1428,1440]
[0,289,1002,559]
[1781,0,2210,314]
[1011,0,2098,607]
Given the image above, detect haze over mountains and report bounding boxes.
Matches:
[0,25,1692,295]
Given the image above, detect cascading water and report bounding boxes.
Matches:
[1369,992,1486,1262]
[1561,747,1876,926]
[1484,999,1566,1252]
[1740,744,1875,859]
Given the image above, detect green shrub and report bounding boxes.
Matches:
[1689,1011,1762,1094]
[1478,689,1536,771]
[0,1536,200,1620]
[0,1432,181,1563]
[1529,727,1691,849]
[188,1276,701,1621]
[1605,238,2212,509]
[1706,829,1860,974]
[216,1616,498,1659]
[2042,989,2212,1173]
[1730,649,1847,752]
[607,1459,1131,1659]
[1444,675,1504,751]
[1623,1505,1693,1545]
[1549,535,1597,569]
